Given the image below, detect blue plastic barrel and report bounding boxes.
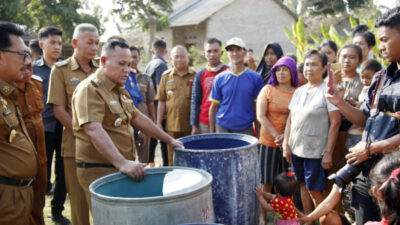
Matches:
[90,167,214,225]
[174,133,260,225]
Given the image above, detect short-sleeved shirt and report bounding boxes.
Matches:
[343,75,363,100]
[156,68,196,132]
[72,69,140,164]
[258,85,294,147]
[47,56,99,157]
[210,68,263,131]
[125,71,143,107]
[0,79,37,179]
[360,63,400,143]
[33,57,62,132]
[17,77,46,164]
[190,64,228,126]
[136,73,155,117]
[288,82,338,158]
[270,197,297,220]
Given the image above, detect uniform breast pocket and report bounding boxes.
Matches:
[166,83,176,101]
[0,113,19,138]
[106,103,126,126]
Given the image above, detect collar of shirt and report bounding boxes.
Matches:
[0,78,17,98]
[153,55,166,63]
[386,62,399,78]
[96,69,119,92]
[228,68,247,77]
[71,57,99,71]
[206,63,226,72]
[171,67,195,77]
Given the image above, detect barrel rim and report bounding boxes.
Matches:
[89,167,213,202]
[174,133,258,153]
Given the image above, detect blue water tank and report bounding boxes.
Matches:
[174,133,260,225]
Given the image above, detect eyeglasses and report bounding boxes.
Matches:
[0,49,31,62]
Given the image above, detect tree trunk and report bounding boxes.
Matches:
[148,17,156,58]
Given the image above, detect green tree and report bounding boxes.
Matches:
[113,0,173,55]
[0,0,103,42]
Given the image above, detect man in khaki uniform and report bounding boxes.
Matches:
[0,21,37,225]
[47,23,99,225]
[72,39,183,209]
[157,45,195,166]
[129,46,156,163]
[16,57,47,225]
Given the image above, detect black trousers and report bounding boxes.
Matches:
[148,120,168,166]
[351,173,381,225]
[45,121,67,215]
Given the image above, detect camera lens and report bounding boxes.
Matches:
[328,164,361,188]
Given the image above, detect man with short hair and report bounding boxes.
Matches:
[0,21,37,225]
[127,46,156,163]
[157,45,196,166]
[29,39,43,60]
[190,38,228,135]
[145,39,168,166]
[33,25,69,225]
[72,39,183,209]
[327,7,400,224]
[244,49,258,71]
[47,23,99,225]
[209,37,263,136]
[16,53,46,225]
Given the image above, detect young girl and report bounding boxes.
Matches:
[255,172,300,225]
[367,151,400,225]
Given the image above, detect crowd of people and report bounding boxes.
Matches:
[1,5,400,225]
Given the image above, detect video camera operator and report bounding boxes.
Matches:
[324,7,400,225]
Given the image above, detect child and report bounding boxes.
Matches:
[255,172,300,225]
[358,59,382,104]
[366,151,400,225]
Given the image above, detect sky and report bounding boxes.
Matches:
[87,0,399,41]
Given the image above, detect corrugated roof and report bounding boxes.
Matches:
[169,0,234,27]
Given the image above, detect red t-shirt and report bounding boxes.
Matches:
[270,196,297,220]
[199,66,228,125]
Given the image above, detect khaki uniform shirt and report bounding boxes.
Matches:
[0,78,37,179]
[17,76,46,165]
[47,57,99,157]
[72,69,140,164]
[156,68,196,132]
[136,72,155,117]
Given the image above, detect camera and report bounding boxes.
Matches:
[377,95,400,113]
[328,158,376,189]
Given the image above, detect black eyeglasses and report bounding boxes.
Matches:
[0,49,31,61]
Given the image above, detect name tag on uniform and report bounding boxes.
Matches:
[167,80,174,84]
[109,100,118,105]
[2,109,11,116]
[70,77,80,85]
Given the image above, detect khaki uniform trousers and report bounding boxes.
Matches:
[167,131,190,166]
[29,162,47,225]
[64,157,90,225]
[77,167,118,210]
[0,184,33,225]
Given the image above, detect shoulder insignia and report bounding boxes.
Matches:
[31,75,43,82]
[92,58,100,67]
[90,77,101,87]
[189,67,197,74]
[54,60,68,67]
[162,68,173,76]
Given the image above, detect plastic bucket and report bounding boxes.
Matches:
[90,167,214,225]
[174,133,260,225]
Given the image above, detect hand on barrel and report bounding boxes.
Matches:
[169,139,184,149]
[119,160,146,181]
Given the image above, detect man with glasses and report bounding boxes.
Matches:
[16,52,47,225]
[0,21,38,225]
